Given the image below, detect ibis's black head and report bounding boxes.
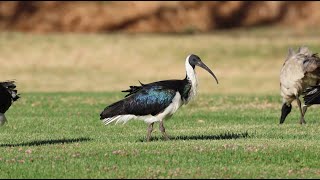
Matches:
[280,103,292,124]
[188,54,219,84]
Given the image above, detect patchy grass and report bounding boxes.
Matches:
[0,92,320,178]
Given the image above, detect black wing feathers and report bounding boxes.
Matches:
[100,79,189,120]
[0,81,20,113]
[303,85,320,105]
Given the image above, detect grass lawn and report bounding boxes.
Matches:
[0,92,320,178]
[1,27,320,178]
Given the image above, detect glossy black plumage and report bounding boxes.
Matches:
[0,81,20,114]
[100,77,191,119]
[303,85,320,105]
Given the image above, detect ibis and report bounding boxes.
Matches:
[280,46,320,124]
[0,81,20,126]
[100,54,218,141]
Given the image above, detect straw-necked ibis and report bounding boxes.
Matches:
[0,81,20,126]
[100,54,218,141]
[280,46,320,124]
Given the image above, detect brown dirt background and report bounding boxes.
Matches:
[0,1,319,33]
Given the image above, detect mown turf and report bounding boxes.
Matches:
[1,27,320,178]
[1,92,320,178]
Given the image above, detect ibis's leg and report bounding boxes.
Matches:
[159,121,170,141]
[146,122,154,142]
[296,96,306,124]
[302,105,308,124]
[0,113,7,126]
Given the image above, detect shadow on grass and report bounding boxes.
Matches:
[0,137,92,147]
[139,131,250,142]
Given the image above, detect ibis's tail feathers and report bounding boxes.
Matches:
[0,81,20,101]
[100,100,124,120]
[102,115,137,125]
[303,85,320,105]
[99,100,137,124]
[102,116,119,125]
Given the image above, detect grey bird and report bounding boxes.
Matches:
[280,46,320,124]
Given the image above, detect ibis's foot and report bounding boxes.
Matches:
[159,121,170,141]
[146,123,154,142]
[296,97,306,125]
[146,136,151,142]
[299,118,306,125]
[162,132,170,141]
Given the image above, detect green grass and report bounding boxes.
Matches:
[1,27,320,178]
[1,92,320,178]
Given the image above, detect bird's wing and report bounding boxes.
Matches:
[302,54,320,73]
[303,85,320,105]
[0,81,20,113]
[100,85,178,120]
[0,86,11,113]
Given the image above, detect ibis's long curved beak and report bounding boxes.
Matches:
[197,61,219,84]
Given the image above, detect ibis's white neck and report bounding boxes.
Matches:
[185,56,198,101]
[0,113,7,126]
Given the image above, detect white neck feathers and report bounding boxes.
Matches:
[185,55,198,101]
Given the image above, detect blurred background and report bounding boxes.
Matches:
[1,1,320,94]
[0,1,319,33]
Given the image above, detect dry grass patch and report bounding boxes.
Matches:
[1,28,320,94]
